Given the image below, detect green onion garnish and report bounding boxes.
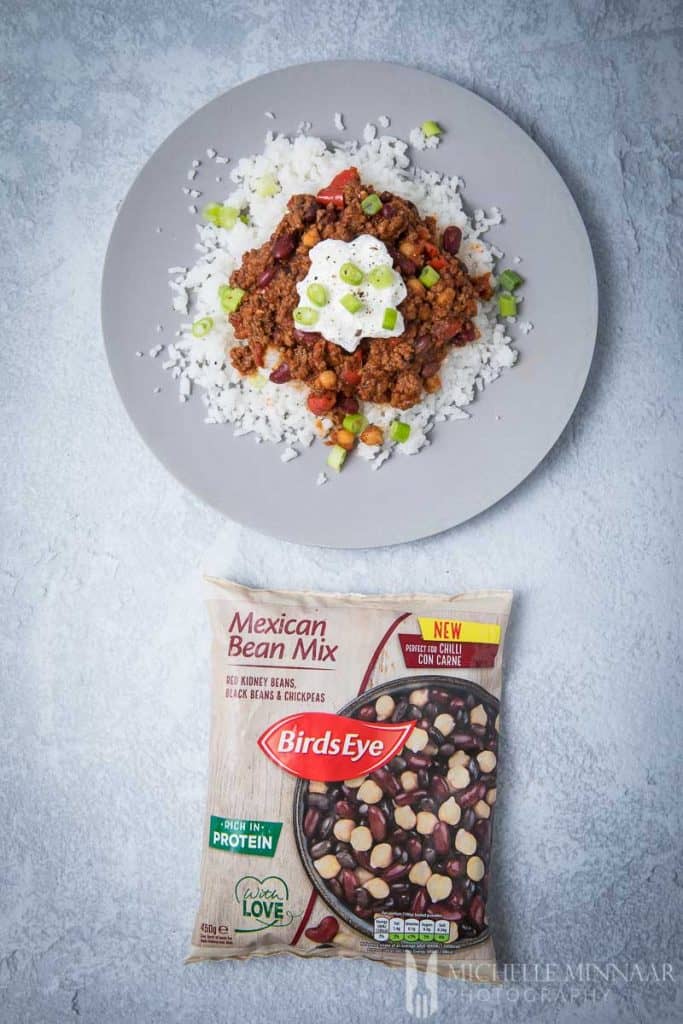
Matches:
[498,269,525,291]
[218,285,246,313]
[361,193,382,216]
[255,173,280,198]
[340,262,364,285]
[293,306,319,326]
[390,420,411,443]
[327,444,348,472]
[307,283,328,307]
[421,120,443,137]
[498,293,518,317]
[368,265,394,289]
[343,413,367,435]
[419,265,440,288]
[382,307,398,330]
[191,316,214,338]
[239,212,250,225]
[202,203,222,225]
[216,205,239,229]
[340,293,363,314]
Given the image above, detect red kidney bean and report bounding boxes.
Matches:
[429,903,464,922]
[468,894,485,930]
[293,328,320,343]
[450,733,484,752]
[257,264,277,289]
[414,339,433,363]
[303,808,320,838]
[368,806,387,842]
[301,197,318,224]
[371,767,401,797]
[449,696,466,711]
[406,837,423,862]
[462,808,476,832]
[334,799,355,818]
[458,320,476,342]
[355,849,371,870]
[382,862,411,883]
[341,868,357,902]
[432,822,450,856]
[406,754,431,770]
[431,689,451,705]
[354,887,370,909]
[458,782,486,809]
[442,225,462,254]
[271,232,297,259]
[411,889,428,915]
[422,840,437,866]
[338,395,360,414]
[430,775,450,801]
[328,879,343,901]
[421,361,441,380]
[305,915,339,944]
[380,203,395,218]
[473,819,491,851]
[437,743,455,760]
[394,788,427,806]
[445,857,465,879]
[269,363,291,384]
[417,769,430,789]
[357,704,376,721]
[390,828,409,845]
[396,253,418,277]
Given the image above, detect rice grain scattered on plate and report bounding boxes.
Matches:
[161,130,516,469]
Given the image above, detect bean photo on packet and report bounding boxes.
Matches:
[188,579,512,982]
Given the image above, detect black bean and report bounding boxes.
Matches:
[307,793,330,811]
[310,840,333,858]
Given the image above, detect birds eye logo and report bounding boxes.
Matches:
[234,875,294,933]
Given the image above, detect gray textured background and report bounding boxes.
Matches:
[1,1,681,1022]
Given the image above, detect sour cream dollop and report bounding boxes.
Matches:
[294,235,406,353]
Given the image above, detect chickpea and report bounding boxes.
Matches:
[399,240,418,257]
[406,277,425,296]
[424,374,441,394]
[360,424,384,446]
[317,370,337,390]
[334,428,356,452]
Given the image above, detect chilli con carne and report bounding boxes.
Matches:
[227,169,493,437]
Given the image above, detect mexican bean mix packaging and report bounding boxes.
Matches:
[188,578,513,981]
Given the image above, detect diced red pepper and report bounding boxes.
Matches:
[424,242,447,272]
[316,167,359,208]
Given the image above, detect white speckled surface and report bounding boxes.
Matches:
[1,2,681,1022]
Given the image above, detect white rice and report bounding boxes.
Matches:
[161,130,517,470]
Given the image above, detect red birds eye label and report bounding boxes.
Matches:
[257,712,416,781]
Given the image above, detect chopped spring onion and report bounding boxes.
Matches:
[419,265,440,288]
[255,173,281,198]
[340,261,364,285]
[382,307,398,330]
[248,373,266,390]
[327,444,348,472]
[343,413,367,435]
[421,120,442,137]
[218,285,246,313]
[390,420,411,443]
[307,283,328,307]
[216,205,239,229]
[498,268,525,291]
[361,193,382,216]
[201,203,222,225]
[498,293,518,317]
[191,316,214,338]
[239,212,250,225]
[340,293,363,314]
[368,265,394,289]
[293,306,319,326]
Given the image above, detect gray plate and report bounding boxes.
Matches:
[102,60,597,549]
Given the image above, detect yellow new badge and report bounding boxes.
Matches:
[417,618,501,644]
